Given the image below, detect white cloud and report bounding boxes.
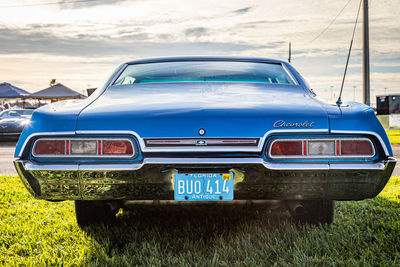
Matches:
[0,0,398,105]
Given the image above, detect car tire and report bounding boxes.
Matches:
[290,200,334,225]
[75,200,118,227]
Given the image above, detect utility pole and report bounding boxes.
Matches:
[363,0,370,106]
[288,42,291,63]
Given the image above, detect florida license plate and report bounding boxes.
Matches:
[174,172,234,201]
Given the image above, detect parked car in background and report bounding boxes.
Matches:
[13,57,396,226]
[0,109,33,120]
[0,109,33,141]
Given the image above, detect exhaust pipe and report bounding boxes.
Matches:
[286,201,305,216]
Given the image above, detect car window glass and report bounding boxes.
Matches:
[114,61,295,85]
[18,110,33,116]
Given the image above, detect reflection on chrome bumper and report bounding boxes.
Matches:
[14,158,397,201]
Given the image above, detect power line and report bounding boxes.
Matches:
[309,0,354,44]
[0,0,100,8]
[336,0,362,106]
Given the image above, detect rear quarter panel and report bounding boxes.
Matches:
[329,102,393,157]
[14,64,126,158]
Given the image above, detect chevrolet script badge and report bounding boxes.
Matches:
[273,120,316,128]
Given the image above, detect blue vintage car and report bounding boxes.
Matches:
[14,57,396,226]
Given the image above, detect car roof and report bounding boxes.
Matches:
[125,56,286,65]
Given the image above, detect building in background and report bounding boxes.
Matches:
[376,95,400,115]
[376,95,400,129]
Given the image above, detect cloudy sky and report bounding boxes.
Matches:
[0,0,399,105]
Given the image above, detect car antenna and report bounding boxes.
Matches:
[288,42,291,63]
[336,0,362,107]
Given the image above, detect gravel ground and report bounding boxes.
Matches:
[1,143,399,176]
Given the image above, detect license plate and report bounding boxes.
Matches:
[174,172,234,201]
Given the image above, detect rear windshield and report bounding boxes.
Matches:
[114,61,295,85]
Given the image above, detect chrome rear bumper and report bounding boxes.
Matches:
[14,158,397,201]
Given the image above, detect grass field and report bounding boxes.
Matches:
[1,175,399,266]
[387,130,400,144]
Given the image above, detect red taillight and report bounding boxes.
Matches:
[34,140,66,155]
[336,140,340,155]
[66,140,70,155]
[341,140,373,155]
[98,140,102,155]
[103,140,133,155]
[33,138,134,157]
[269,138,374,158]
[270,141,302,156]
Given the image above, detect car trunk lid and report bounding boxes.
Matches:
[76,82,330,138]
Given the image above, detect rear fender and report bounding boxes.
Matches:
[329,102,392,157]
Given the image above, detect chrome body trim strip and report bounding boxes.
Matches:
[74,129,329,153]
[108,63,128,87]
[281,63,298,85]
[145,138,259,147]
[17,157,396,172]
[23,161,80,171]
[143,157,265,165]
[330,130,390,156]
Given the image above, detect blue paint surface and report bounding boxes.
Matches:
[14,57,393,158]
